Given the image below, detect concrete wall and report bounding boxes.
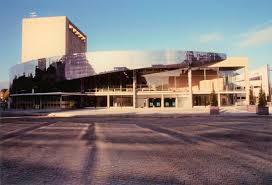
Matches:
[22,16,86,63]
[65,20,87,54]
[235,64,271,97]
[22,16,67,63]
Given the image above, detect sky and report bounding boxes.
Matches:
[0,0,271,87]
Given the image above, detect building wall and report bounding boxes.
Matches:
[65,20,87,54]
[249,65,270,96]
[167,70,223,92]
[235,64,271,98]
[22,16,67,63]
[176,73,189,89]
[21,16,86,63]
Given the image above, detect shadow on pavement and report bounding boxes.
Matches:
[1,159,72,185]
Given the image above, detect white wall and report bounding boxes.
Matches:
[22,16,67,63]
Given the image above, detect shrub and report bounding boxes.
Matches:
[1,89,9,102]
[210,89,218,106]
[258,88,267,107]
[249,88,255,105]
[69,100,76,108]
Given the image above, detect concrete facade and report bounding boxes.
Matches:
[22,16,86,63]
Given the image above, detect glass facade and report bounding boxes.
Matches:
[138,68,189,92]
[86,51,226,74]
[10,51,226,94]
[9,53,95,94]
[9,50,234,109]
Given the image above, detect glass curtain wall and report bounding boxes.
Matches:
[137,68,190,92]
[9,53,95,94]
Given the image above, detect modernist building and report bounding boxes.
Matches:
[9,16,250,109]
[235,65,271,102]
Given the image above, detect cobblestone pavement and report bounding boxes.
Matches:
[0,116,271,185]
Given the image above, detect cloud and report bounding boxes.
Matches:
[29,11,38,18]
[199,33,223,43]
[239,25,272,48]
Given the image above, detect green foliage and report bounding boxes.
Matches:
[210,89,218,106]
[249,88,255,105]
[69,100,76,108]
[258,88,267,107]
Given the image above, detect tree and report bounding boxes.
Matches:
[1,89,9,102]
[249,88,255,105]
[210,89,218,106]
[258,87,267,107]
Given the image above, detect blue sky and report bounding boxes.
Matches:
[0,0,271,86]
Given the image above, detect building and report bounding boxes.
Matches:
[9,16,251,109]
[235,65,271,101]
[21,16,86,63]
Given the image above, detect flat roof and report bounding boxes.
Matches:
[10,92,86,96]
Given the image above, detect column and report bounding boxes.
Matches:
[80,79,84,93]
[32,96,35,109]
[217,67,220,92]
[217,93,221,107]
[161,94,164,108]
[217,68,221,107]
[204,68,206,80]
[8,97,11,109]
[133,70,137,108]
[175,95,178,108]
[244,65,250,105]
[107,95,110,108]
[40,96,42,109]
[174,76,177,90]
[187,69,193,108]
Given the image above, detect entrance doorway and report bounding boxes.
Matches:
[164,98,176,107]
[148,98,161,107]
[193,95,210,106]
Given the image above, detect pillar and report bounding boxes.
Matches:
[244,65,250,105]
[216,68,221,107]
[60,95,63,109]
[40,96,42,109]
[174,76,177,90]
[8,97,11,109]
[217,93,221,107]
[175,95,178,108]
[161,94,164,108]
[80,79,84,93]
[133,70,137,108]
[32,96,35,109]
[188,69,193,108]
[216,67,220,92]
[107,95,110,108]
[204,68,206,80]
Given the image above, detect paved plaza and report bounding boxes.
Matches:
[0,115,271,185]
